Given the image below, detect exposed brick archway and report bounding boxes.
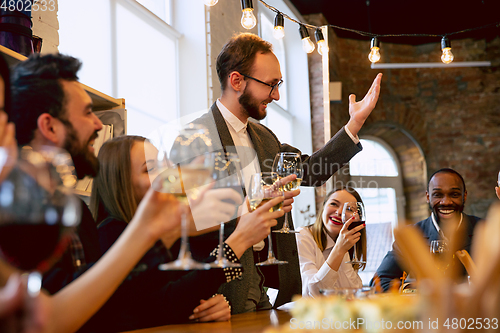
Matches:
[360,122,429,223]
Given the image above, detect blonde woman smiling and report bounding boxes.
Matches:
[296,187,366,297]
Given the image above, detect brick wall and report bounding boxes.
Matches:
[306,13,500,221]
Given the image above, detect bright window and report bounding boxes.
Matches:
[136,0,172,24]
[350,138,404,285]
[350,139,398,176]
[58,0,178,137]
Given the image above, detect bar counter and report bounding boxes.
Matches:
[122,309,291,333]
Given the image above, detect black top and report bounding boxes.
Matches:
[42,199,100,294]
[77,217,237,332]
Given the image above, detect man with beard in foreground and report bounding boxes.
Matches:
[190,33,382,313]
[10,53,104,292]
[373,168,481,291]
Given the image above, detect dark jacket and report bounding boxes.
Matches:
[189,103,362,313]
[373,213,481,291]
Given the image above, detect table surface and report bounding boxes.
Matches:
[122,309,292,333]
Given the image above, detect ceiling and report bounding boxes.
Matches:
[288,0,500,45]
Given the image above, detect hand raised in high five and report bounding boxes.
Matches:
[346,73,383,137]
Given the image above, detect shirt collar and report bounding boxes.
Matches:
[216,99,248,133]
[431,212,463,241]
[324,231,336,250]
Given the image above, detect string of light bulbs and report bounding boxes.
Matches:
[204,0,500,64]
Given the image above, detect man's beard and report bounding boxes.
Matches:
[430,201,465,224]
[63,124,99,180]
[238,86,267,121]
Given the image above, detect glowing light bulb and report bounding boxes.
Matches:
[441,36,454,64]
[368,37,381,63]
[302,37,315,53]
[273,26,285,39]
[369,47,381,63]
[273,13,285,39]
[441,48,454,64]
[241,8,256,29]
[204,0,218,6]
[299,25,315,53]
[317,40,329,55]
[314,29,328,55]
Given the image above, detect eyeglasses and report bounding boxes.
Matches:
[240,73,283,97]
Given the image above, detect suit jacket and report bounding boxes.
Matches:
[373,213,481,291]
[189,103,362,313]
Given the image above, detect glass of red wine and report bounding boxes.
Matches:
[0,146,81,296]
[341,201,366,265]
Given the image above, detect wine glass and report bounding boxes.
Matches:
[272,152,303,233]
[430,240,450,274]
[157,124,215,271]
[341,202,366,265]
[248,172,288,266]
[207,152,243,268]
[0,146,81,296]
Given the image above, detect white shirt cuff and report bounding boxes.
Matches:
[344,125,360,144]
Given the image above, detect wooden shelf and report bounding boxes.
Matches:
[0,45,124,111]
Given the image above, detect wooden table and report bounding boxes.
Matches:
[122,310,292,333]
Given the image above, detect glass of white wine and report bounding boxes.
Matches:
[157,124,215,271]
[207,152,243,268]
[430,240,450,274]
[272,152,302,233]
[249,172,288,266]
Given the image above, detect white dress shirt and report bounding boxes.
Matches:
[217,99,264,250]
[295,227,362,297]
[216,99,261,192]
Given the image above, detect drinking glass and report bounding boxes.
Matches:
[157,124,215,271]
[341,202,366,265]
[272,152,302,234]
[430,240,450,273]
[207,152,243,268]
[248,172,288,266]
[0,147,81,296]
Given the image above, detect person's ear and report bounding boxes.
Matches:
[36,113,65,145]
[228,72,245,93]
[463,190,467,204]
[426,191,430,203]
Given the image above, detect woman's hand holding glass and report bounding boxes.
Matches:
[132,188,182,247]
[226,196,283,259]
[248,172,288,266]
[336,214,365,255]
[341,202,366,265]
